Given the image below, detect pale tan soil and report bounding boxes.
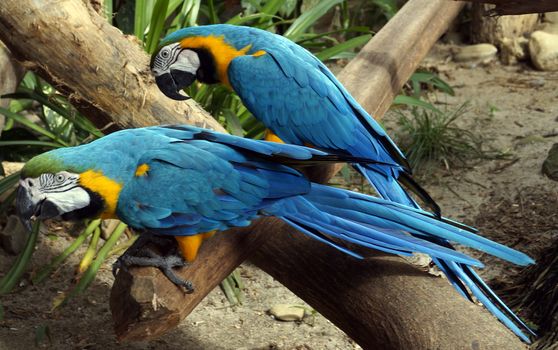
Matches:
[1,47,557,349]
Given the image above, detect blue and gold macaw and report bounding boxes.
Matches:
[150,24,436,214]
[149,25,535,341]
[17,126,533,341]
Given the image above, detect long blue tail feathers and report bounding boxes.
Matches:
[271,183,535,342]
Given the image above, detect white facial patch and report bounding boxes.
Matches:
[21,171,90,216]
[152,43,201,76]
[45,186,90,214]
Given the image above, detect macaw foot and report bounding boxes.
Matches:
[112,234,194,293]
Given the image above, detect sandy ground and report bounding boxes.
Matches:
[1,47,558,349]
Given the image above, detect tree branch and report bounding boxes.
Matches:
[457,0,558,15]
[0,0,525,348]
[0,0,223,132]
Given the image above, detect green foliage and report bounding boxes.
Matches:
[395,101,483,173]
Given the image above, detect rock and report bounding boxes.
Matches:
[529,31,558,71]
[0,215,28,255]
[1,162,24,177]
[501,37,529,65]
[543,143,558,181]
[453,44,497,63]
[268,304,305,322]
[545,12,558,24]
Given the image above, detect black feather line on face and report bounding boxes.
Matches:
[61,188,104,221]
[191,48,220,84]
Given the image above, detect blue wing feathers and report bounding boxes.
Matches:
[108,124,533,341]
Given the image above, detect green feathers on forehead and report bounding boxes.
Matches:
[21,152,68,178]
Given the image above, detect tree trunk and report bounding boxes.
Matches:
[470,4,539,46]
[0,0,526,348]
[0,42,24,137]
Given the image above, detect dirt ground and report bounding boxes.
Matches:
[1,45,557,349]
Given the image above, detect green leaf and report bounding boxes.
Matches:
[226,13,276,26]
[0,220,41,295]
[0,140,63,148]
[35,324,51,347]
[223,109,244,136]
[103,0,113,22]
[393,95,442,114]
[176,0,201,27]
[135,0,156,39]
[315,34,371,61]
[0,171,21,195]
[284,0,343,40]
[410,72,455,96]
[260,0,286,16]
[0,107,69,146]
[145,0,170,54]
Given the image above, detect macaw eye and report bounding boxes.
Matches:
[161,49,170,58]
[55,174,65,183]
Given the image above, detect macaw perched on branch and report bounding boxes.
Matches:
[17,126,533,341]
[150,25,534,341]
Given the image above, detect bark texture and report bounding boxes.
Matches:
[0,42,24,136]
[0,0,223,132]
[0,0,527,348]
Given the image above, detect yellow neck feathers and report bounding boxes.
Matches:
[179,35,264,88]
[79,170,122,219]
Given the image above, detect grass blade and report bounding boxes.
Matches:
[0,140,63,148]
[284,0,343,40]
[315,34,371,61]
[58,222,127,306]
[0,172,20,195]
[0,220,40,294]
[0,107,69,146]
[77,226,102,274]
[393,95,442,114]
[32,219,101,284]
[145,0,170,54]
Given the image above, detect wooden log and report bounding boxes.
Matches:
[251,236,525,349]
[0,0,526,348]
[460,0,558,16]
[0,0,224,132]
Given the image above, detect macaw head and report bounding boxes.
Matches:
[16,149,121,230]
[151,25,257,100]
[151,42,203,100]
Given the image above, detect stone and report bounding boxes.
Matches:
[543,143,558,181]
[453,44,497,63]
[545,12,558,25]
[268,304,305,322]
[501,37,529,65]
[529,31,558,71]
[0,215,28,255]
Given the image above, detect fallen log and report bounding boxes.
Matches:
[459,0,558,16]
[0,0,526,348]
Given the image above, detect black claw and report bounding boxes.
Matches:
[112,234,194,293]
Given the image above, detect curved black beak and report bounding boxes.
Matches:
[16,183,61,231]
[16,185,35,231]
[155,70,196,101]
